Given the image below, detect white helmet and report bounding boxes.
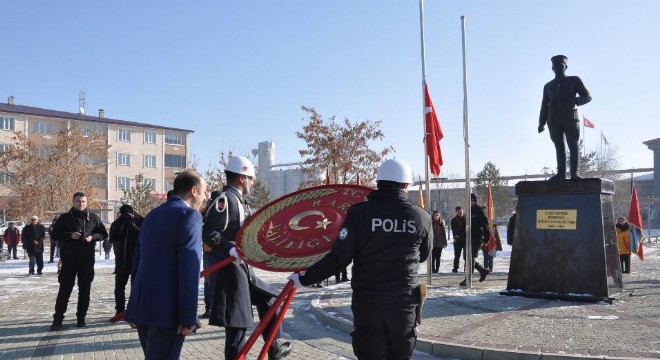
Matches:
[225,156,256,177]
[376,159,413,184]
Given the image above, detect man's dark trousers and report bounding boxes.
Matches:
[54,257,94,320]
[136,324,185,360]
[351,305,417,360]
[453,242,464,271]
[28,251,44,274]
[114,272,131,312]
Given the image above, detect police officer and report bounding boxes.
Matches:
[288,159,432,360]
[538,55,592,181]
[203,156,292,360]
[459,193,490,286]
[50,192,108,330]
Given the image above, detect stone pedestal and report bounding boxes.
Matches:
[502,179,624,302]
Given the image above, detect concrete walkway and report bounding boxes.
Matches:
[309,242,660,359]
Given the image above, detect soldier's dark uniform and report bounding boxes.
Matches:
[539,55,592,179]
[299,188,432,359]
[203,185,289,360]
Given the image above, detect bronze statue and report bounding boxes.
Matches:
[538,55,592,181]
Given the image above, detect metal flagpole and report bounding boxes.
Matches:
[582,116,585,157]
[461,15,473,288]
[419,0,432,286]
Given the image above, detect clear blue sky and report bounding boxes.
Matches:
[2,1,658,181]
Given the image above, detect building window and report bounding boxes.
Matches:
[144,178,156,191]
[0,144,10,152]
[117,177,131,190]
[33,122,53,134]
[118,153,131,166]
[0,116,15,130]
[144,131,157,144]
[165,154,186,168]
[165,132,185,145]
[165,180,174,191]
[0,172,11,185]
[144,155,157,168]
[118,129,131,142]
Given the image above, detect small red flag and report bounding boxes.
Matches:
[424,84,444,176]
[583,116,595,128]
[628,186,644,261]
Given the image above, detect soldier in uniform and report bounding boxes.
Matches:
[538,55,592,181]
[288,159,432,360]
[203,156,292,360]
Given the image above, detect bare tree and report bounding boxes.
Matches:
[0,126,108,219]
[296,106,393,188]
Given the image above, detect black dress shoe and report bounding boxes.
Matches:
[459,279,467,286]
[271,341,292,359]
[452,269,458,273]
[200,310,210,319]
[76,319,86,328]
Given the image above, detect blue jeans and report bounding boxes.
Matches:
[482,249,493,270]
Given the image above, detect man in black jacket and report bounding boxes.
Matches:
[450,206,466,273]
[50,192,108,331]
[48,216,59,263]
[459,193,491,286]
[109,204,142,318]
[289,159,432,360]
[22,216,46,275]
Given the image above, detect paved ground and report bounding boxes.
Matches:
[0,241,658,359]
[0,250,438,360]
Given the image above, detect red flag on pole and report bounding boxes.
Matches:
[583,116,595,128]
[628,186,644,261]
[485,183,502,256]
[424,84,444,176]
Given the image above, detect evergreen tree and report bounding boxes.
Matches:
[474,161,511,216]
[247,180,271,209]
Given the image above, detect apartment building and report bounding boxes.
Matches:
[0,97,193,222]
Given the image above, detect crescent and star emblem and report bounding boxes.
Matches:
[289,210,333,230]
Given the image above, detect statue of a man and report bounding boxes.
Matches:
[538,55,592,181]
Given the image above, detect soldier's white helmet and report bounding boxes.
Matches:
[376,159,413,184]
[225,156,256,177]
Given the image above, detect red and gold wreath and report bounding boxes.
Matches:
[236,184,372,272]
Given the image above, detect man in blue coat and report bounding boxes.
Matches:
[125,170,207,359]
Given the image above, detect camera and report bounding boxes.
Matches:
[79,230,87,240]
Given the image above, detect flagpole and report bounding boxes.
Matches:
[419,0,432,286]
[461,15,473,288]
[582,116,585,157]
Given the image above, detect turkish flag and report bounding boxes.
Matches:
[583,116,595,128]
[424,84,444,176]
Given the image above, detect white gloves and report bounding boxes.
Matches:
[287,271,306,288]
[228,247,242,265]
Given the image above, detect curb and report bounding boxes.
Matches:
[309,289,642,360]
